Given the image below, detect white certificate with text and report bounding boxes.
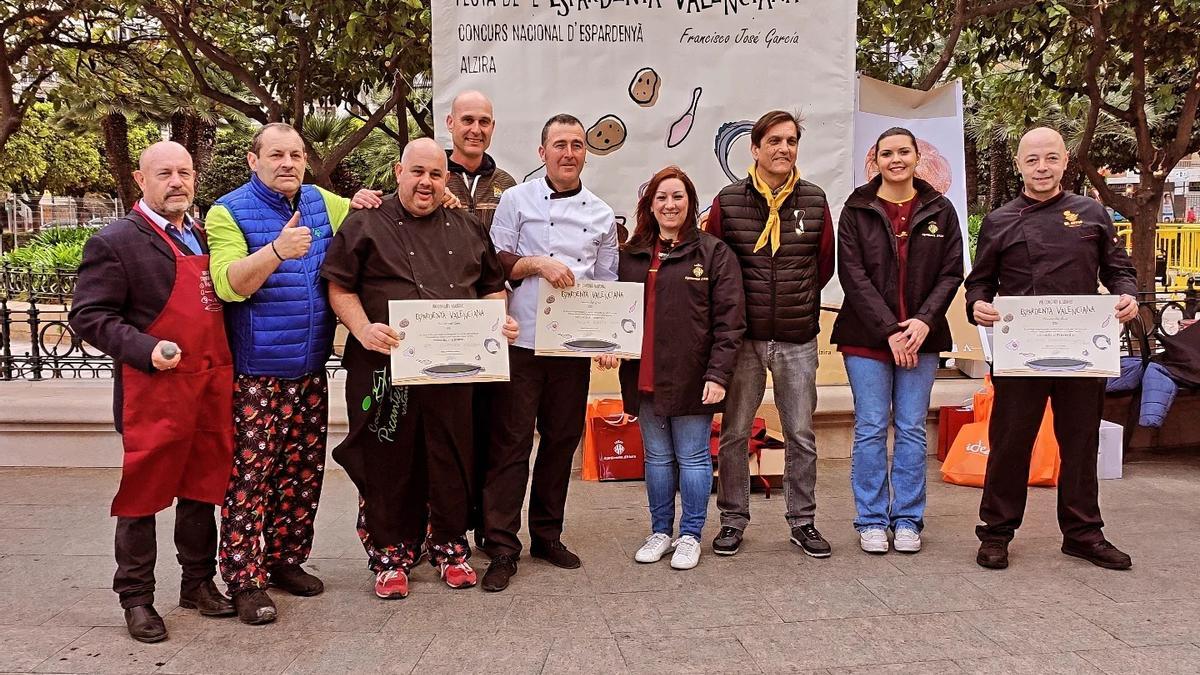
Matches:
[388,299,509,385]
[993,295,1120,378]
[534,279,644,358]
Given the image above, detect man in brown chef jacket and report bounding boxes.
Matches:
[320,138,517,600]
[70,142,237,642]
[966,127,1138,570]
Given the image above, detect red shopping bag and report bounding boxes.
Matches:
[937,406,974,461]
[941,377,1061,488]
[582,398,625,481]
[592,413,644,481]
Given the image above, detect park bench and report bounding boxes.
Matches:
[1103,289,1200,452]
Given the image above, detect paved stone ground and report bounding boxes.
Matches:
[1,453,1199,674]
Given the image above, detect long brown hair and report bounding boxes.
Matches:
[627,165,700,251]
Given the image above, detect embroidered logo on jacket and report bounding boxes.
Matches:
[919,221,944,238]
[1063,210,1082,227]
[685,262,709,281]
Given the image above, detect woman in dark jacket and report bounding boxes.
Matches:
[831,127,964,555]
[600,165,745,570]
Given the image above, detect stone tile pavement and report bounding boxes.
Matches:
[1,453,1199,674]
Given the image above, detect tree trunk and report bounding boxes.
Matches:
[1131,178,1164,293]
[965,135,979,211]
[396,102,409,150]
[988,142,1009,210]
[100,112,137,210]
[1063,154,1085,195]
[190,117,217,189]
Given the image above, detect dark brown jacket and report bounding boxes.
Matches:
[618,231,746,417]
[68,212,211,430]
[445,150,516,231]
[966,191,1137,324]
[709,176,832,344]
[832,177,964,353]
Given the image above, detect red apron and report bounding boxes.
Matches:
[111,209,235,517]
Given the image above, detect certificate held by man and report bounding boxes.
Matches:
[388,298,510,385]
[993,295,1120,377]
[534,279,643,358]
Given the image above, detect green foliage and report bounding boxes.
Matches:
[1,226,95,272]
[195,125,255,212]
[0,103,102,195]
[967,214,982,262]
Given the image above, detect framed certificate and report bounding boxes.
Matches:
[992,295,1121,378]
[534,279,644,358]
[388,299,510,385]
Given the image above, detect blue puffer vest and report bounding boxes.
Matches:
[218,174,336,379]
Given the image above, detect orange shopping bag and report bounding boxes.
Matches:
[941,377,1061,487]
[582,398,625,481]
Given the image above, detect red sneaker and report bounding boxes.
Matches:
[439,561,477,589]
[374,570,409,599]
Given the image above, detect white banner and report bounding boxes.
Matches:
[432,0,857,261]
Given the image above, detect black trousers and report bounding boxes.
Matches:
[114,498,217,609]
[483,346,591,557]
[469,382,499,534]
[977,376,1106,546]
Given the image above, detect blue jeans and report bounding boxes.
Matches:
[638,398,714,539]
[844,353,938,533]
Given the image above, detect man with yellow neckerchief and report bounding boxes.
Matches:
[704,110,836,558]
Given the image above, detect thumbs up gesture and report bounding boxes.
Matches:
[273,212,312,260]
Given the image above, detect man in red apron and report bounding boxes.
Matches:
[70,142,236,642]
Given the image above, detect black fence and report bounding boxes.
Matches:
[0,264,344,381]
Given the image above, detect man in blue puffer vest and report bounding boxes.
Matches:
[206,122,373,625]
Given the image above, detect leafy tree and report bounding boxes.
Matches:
[0,1,139,156]
[139,0,431,188]
[0,102,103,195]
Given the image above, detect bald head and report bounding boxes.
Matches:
[446,90,496,170]
[1016,127,1068,201]
[395,138,448,216]
[138,141,191,172]
[134,142,195,224]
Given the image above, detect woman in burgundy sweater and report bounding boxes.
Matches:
[599,166,745,570]
[831,128,964,555]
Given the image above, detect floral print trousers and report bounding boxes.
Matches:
[219,373,328,594]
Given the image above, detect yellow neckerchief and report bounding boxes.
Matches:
[749,165,799,255]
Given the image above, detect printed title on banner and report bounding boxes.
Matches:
[435,0,857,284]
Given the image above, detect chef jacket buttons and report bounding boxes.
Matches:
[449,283,455,288]
[409,251,415,256]
[448,250,453,255]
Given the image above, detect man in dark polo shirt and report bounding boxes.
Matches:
[967,127,1138,571]
[320,138,517,599]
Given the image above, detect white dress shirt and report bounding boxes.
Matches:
[490,178,619,349]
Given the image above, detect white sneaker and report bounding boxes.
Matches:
[670,535,701,570]
[894,528,922,553]
[859,528,889,554]
[634,533,673,563]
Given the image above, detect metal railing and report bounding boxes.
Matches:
[0,263,345,381]
[1115,223,1200,290]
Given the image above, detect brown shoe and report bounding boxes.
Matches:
[1062,540,1132,570]
[976,540,1008,569]
[530,539,581,569]
[179,579,236,617]
[268,564,324,596]
[233,589,278,625]
[124,604,167,643]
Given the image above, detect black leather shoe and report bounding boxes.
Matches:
[1062,539,1132,570]
[530,539,581,569]
[481,554,517,592]
[976,540,1009,569]
[233,588,278,625]
[269,564,325,596]
[124,604,167,643]
[179,579,236,617]
[790,524,832,558]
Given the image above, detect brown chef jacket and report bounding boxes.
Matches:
[965,191,1137,323]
